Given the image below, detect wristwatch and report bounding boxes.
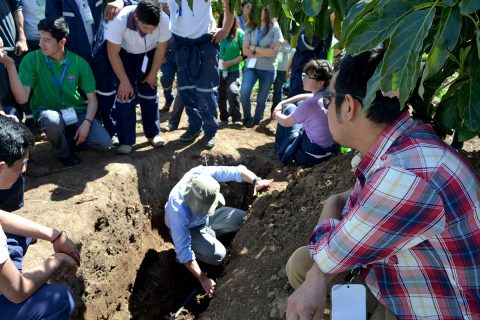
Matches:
[253,177,261,185]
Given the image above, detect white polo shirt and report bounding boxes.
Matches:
[167,0,216,39]
[105,5,171,54]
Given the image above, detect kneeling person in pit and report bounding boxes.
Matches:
[165,165,272,295]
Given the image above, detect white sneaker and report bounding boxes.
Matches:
[111,135,119,146]
[116,144,132,155]
[148,134,165,147]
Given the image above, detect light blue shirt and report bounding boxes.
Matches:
[165,165,246,263]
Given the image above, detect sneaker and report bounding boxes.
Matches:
[116,144,133,155]
[243,118,254,128]
[203,136,215,149]
[218,120,228,128]
[59,154,82,167]
[148,134,165,147]
[111,135,120,146]
[161,124,175,132]
[179,130,201,142]
[233,120,243,126]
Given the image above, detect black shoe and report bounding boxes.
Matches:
[180,130,202,142]
[59,154,82,167]
[243,118,254,128]
[203,136,215,149]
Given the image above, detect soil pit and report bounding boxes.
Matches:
[19,116,480,319]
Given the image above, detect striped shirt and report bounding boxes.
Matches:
[308,112,480,319]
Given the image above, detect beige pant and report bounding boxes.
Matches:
[286,246,398,320]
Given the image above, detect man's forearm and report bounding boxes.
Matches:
[85,93,98,121]
[13,11,26,42]
[107,44,129,83]
[222,0,234,31]
[148,42,168,79]
[0,210,59,242]
[5,62,29,104]
[184,260,206,283]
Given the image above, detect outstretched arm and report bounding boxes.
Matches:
[0,253,77,303]
[184,260,216,296]
[0,209,81,265]
[240,167,273,195]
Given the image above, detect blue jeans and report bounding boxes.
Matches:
[275,104,339,166]
[37,110,111,159]
[190,206,246,265]
[218,70,241,122]
[115,49,160,146]
[0,284,75,319]
[240,68,275,124]
[174,34,219,138]
[272,70,286,112]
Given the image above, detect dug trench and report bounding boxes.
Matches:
[19,121,480,319]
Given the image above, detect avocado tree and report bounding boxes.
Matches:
[226,0,480,141]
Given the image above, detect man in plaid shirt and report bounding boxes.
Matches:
[285,48,480,320]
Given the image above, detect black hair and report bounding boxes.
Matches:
[136,0,162,26]
[241,1,250,7]
[303,59,333,87]
[38,16,69,42]
[0,116,35,167]
[334,47,404,124]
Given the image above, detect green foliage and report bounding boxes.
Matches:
[233,0,480,141]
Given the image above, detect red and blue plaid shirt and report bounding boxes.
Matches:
[309,112,480,319]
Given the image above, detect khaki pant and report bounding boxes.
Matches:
[286,246,398,320]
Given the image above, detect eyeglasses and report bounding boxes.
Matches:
[301,73,317,80]
[321,90,364,109]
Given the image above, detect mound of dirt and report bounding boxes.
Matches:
[19,110,480,320]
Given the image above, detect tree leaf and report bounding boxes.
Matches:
[362,62,382,111]
[435,93,462,130]
[343,0,424,55]
[459,64,480,131]
[476,29,480,60]
[329,0,347,20]
[341,0,382,45]
[303,0,323,17]
[380,8,436,107]
[459,0,480,15]
[419,6,461,96]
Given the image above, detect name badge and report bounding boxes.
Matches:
[60,107,78,126]
[141,55,149,73]
[247,58,257,69]
[82,0,94,24]
[331,284,366,320]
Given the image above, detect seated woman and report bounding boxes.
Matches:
[272,59,338,166]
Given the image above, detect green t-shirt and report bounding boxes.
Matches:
[219,29,244,73]
[19,49,96,118]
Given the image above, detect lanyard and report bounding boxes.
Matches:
[45,55,69,91]
[256,27,265,46]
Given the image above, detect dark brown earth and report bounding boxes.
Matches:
[20,107,480,320]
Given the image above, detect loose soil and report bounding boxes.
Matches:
[20,108,480,320]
